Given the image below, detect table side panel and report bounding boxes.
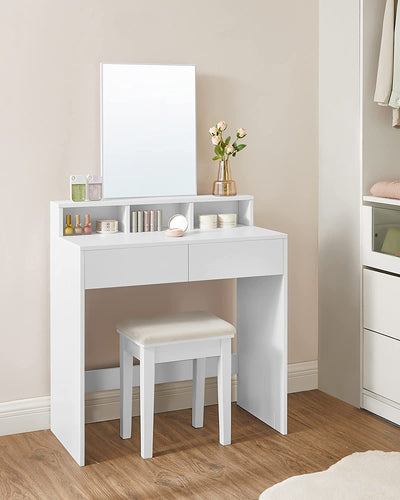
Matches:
[50,240,85,466]
[236,239,287,434]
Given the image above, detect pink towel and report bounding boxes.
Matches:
[370,180,400,199]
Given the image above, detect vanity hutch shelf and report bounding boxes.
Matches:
[55,194,254,236]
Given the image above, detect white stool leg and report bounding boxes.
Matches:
[192,358,206,428]
[217,338,231,446]
[120,335,133,439]
[140,346,155,459]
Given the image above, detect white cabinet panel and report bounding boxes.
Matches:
[85,246,188,289]
[363,268,400,340]
[363,329,400,403]
[189,239,283,281]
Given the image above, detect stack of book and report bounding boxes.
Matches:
[131,210,162,232]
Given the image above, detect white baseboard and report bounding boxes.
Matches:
[288,360,318,394]
[0,396,51,437]
[0,360,318,436]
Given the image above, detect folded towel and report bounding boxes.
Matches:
[370,180,400,199]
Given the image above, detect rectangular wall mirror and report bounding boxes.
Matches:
[101,64,197,199]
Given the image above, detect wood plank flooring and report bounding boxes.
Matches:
[1,390,400,499]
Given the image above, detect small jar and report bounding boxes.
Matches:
[87,175,103,201]
[70,175,86,202]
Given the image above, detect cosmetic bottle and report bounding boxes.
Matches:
[64,214,74,235]
[87,175,103,201]
[70,175,86,202]
[74,214,83,235]
[83,214,92,234]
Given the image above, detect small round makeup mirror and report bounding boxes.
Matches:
[168,214,188,232]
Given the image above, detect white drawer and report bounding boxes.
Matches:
[363,268,400,340]
[189,239,284,281]
[84,245,188,289]
[363,329,400,403]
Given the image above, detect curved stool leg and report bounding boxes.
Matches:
[218,338,231,445]
[192,358,206,428]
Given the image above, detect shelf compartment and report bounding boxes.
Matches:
[362,205,400,274]
[129,203,192,232]
[62,206,129,236]
[193,199,253,229]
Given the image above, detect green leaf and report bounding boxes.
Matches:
[236,144,247,151]
[214,145,220,155]
[212,156,220,160]
[233,152,236,157]
[233,141,237,148]
[225,136,231,145]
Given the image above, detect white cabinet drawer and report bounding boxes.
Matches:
[363,268,400,340]
[189,239,284,281]
[84,246,188,289]
[363,329,400,403]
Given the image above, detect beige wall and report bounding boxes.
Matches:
[0,0,318,403]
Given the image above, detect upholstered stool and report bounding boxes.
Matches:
[117,311,235,459]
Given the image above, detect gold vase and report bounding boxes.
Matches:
[212,158,237,196]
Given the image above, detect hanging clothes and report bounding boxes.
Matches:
[374,0,400,127]
[389,0,400,113]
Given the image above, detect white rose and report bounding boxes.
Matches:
[217,121,227,131]
[225,145,235,154]
[209,126,218,136]
[237,128,247,138]
[212,135,221,145]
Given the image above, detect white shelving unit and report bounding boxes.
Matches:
[362,195,400,425]
[320,0,400,416]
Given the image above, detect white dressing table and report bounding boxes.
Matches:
[50,194,287,466]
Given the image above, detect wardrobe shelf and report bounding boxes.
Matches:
[363,196,400,208]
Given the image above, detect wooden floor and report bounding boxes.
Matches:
[1,390,400,499]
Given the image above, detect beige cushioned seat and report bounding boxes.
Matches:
[116,311,236,345]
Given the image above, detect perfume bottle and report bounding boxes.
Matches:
[87,174,103,201]
[74,214,83,235]
[83,214,92,234]
[64,214,74,235]
[70,175,86,202]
